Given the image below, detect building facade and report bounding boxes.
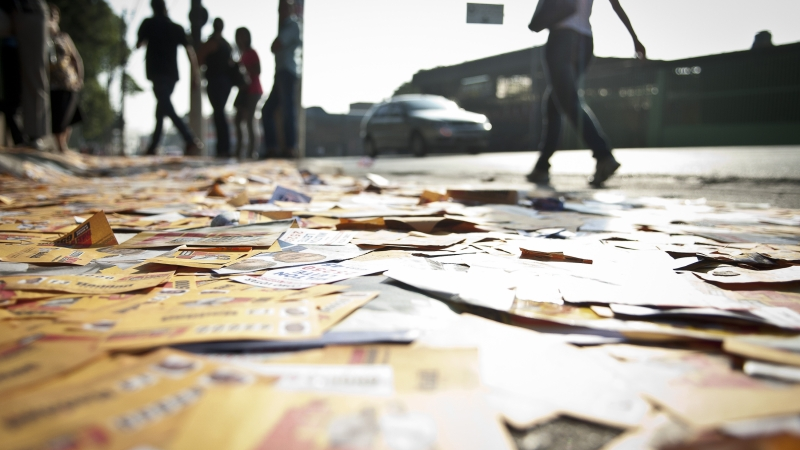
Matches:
[411,41,800,152]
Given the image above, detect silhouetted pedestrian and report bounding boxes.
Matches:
[137,0,203,156]
[48,4,83,154]
[527,0,645,187]
[10,0,50,149]
[751,31,774,50]
[261,0,301,158]
[0,6,23,146]
[199,18,233,158]
[233,27,262,160]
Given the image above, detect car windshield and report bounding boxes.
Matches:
[401,99,459,111]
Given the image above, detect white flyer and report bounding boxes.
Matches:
[231,363,395,396]
[215,244,370,274]
[232,262,380,289]
[279,229,355,246]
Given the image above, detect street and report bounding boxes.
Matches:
[304,146,800,208]
[2,149,800,449]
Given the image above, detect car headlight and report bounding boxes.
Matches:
[482,122,492,131]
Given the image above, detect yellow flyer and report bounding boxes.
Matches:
[310,291,379,329]
[0,349,267,450]
[193,278,255,292]
[0,334,104,398]
[280,284,350,301]
[172,387,514,450]
[7,292,158,321]
[0,272,174,294]
[154,289,292,308]
[0,245,111,266]
[277,345,481,393]
[0,232,62,245]
[147,247,251,269]
[101,301,321,350]
[52,211,118,247]
[239,210,293,224]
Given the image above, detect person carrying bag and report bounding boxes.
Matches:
[529,0,577,32]
[526,0,646,187]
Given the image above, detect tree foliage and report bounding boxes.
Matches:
[50,0,130,142]
[79,78,115,141]
[393,81,421,97]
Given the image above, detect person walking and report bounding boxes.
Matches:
[198,18,233,158]
[233,27,262,160]
[527,0,645,187]
[261,0,301,158]
[0,3,24,145]
[137,0,203,156]
[10,0,50,149]
[47,4,83,154]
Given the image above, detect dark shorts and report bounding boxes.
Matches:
[50,90,81,134]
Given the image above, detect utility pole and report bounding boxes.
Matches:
[188,0,208,156]
[118,11,129,156]
[285,0,305,161]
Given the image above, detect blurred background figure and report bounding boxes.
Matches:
[0,2,23,146]
[198,18,233,158]
[47,3,83,154]
[137,0,202,156]
[752,30,774,50]
[527,0,645,187]
[10,0,50,150]
[261,0,301,159]
[233,26,261,160]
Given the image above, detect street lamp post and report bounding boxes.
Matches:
[188,0,208,156]
[294,0,304,160]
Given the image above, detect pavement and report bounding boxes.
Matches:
[1,147,800,449]
[303,146,800,208]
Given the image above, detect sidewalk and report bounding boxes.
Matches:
[1,152,799,449]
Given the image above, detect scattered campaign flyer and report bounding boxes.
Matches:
[0,245,112,266]
[215,244,370,275]
[231,262,379,290]
[279,229,355,246]
[269,185,311,204]
[52,211,118,247]
[101,301,321,350]
[0,271,174,294]
[147,248,252,269]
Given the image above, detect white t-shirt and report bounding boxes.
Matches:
[555,0,594,37]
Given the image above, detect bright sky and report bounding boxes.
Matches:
[107,0,800,137]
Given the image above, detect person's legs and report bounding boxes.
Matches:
[260,80,280,157]
[56,92,79,153]
[572,35,613,162]
[207,78,231,157]
[13,2,50,143]
[244,95,258,159]
[50,90,66,152]
[528,33,569,182]
[547,31,612,161]
[234,99,245,159]
[158,81,195,145]
[531,86,562,174]
[147,80,170,155]
[571,34,619,185]
[276,71,297,153]
[1,38,23,145]
[542,30,618,186]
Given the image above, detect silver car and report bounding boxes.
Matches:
[360,94,492,157]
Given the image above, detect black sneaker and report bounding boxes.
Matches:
[526,169,550,185]
[589,157,621,187]
[185,140,205,156]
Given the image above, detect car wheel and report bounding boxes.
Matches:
[468,146,482,155]
[410,132,427,157]
[364,137,377,158]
